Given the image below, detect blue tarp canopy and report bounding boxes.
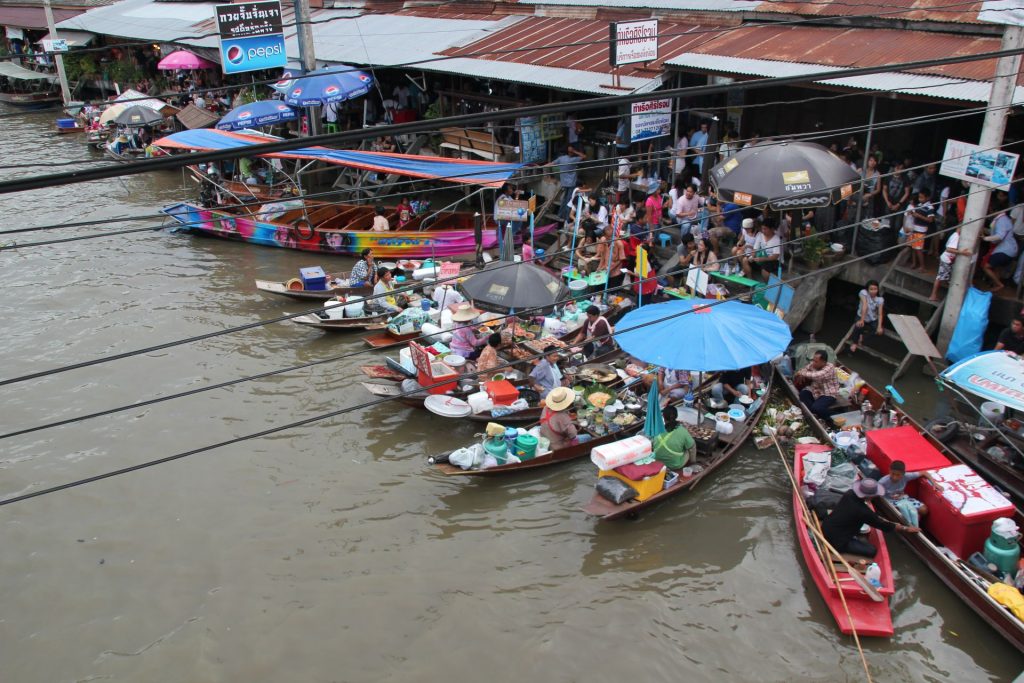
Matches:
[154,128,522,187]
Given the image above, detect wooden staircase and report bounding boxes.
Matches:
[836,251,945,381]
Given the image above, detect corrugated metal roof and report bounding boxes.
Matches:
[440,16,720,80]
[0,6,82,29]
[666,52,1018,103]
[684,24,1005,83]
[520,0,759,10]
[418,55,655,94]
[753,0,985,25]
[56,0,219,48]
[284,12,503,67]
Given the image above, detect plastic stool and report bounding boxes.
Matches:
[658,233,673,248]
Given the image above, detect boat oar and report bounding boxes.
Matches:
[771,434,875,683]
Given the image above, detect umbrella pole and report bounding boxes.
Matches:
[567,194,584,277]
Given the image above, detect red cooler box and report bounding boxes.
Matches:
[918,464,1015,559]
[485,379,519,405]
[418,361,459,395]
[866,425,951,475]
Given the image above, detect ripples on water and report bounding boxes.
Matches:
[0,109,1020,682]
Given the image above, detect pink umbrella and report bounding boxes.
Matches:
[157,50,216,71]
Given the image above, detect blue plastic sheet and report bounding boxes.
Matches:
[946,287,991,363]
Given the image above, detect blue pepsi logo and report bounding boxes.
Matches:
[226,45,244,65]
[324,85,340,96]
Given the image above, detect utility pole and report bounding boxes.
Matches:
[42,0,71,107]
[936,22,1024,353]
[293,0,319,136]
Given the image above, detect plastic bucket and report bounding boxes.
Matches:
[445,354,467,370]
[981,401,1006,425]
[344,296,365,318]
[568,279,589,297]
[421,299,432,311]
[515,433,538,459]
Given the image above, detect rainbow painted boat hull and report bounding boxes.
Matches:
[161,202,554,259]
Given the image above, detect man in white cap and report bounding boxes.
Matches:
[821,478,919,557]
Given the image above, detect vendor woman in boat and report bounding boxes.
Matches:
[567,305,614,359]
[653,405,696,470]
[530,345,567,398]
[475,333,503,381]
[448,304,488,359]
[539,386,589,450]
[372,267,403,314]
[821,479,920,558]
[350,248,376,287]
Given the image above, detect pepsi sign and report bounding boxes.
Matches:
[216,1,287,75]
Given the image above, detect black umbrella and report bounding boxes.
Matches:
[459,262,570,314]
[111,104,164,128]
[709,141,860,211]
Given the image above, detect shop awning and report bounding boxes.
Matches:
[40,29,96,47]
[0,61,56,82]
[154,129,523,187]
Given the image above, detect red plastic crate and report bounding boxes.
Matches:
[485,379,519,405]
[866,425,951,475]
[918,464,1015,559]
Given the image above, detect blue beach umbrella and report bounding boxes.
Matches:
[282,65,374,107]
[644,380,666,439]
[271,66,305,93]
[217,100,297,131]
[615,298,791,372]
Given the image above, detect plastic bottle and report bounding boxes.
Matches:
[865,562,882,587]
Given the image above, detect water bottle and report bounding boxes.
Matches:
[865,562,882,587]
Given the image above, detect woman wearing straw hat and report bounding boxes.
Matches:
[449,303,487,359]
[539,386,586,450]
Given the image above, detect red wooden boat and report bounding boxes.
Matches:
[778,348,1024,650]
[793,444,895,637]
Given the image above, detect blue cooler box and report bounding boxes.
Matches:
[299,266,328,290]
[56,118,78,129]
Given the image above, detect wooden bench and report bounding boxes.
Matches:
[438,127,511,162]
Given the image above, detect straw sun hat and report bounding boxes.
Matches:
[452,303,482,321]
[545,386,575,412]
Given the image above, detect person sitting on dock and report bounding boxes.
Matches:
[475,333,504,382]
[995,317,1024,355]
[821,479,919,558]
[849,280,885,354]
[530,345,566,399]
[653,405,696,470]
[794,351,841,428]
[741,222,782,280]
[878,460,929,527]
[539,386,582,450]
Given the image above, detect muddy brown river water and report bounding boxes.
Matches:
[0,109,1021,682]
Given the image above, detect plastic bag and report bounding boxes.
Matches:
[802,450,831,488]
[596,476,638,505]
[823,462,857,493]
[855,225,897,265]
[450,444,484,470]
[947,287,992,363]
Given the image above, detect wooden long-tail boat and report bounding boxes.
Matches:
[776,349,1024,651]
[791,443,895,637]
[581,366,770,520]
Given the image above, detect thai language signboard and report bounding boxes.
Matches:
[630,99,672,143]
[216,1,287,75]
[939,138,1019,189]
[609,19,658,66]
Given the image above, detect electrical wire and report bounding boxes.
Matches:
[0,43,1021,194]
[0,201,987,507]
[1,168,1011,441]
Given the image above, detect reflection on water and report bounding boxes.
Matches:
[0,109,1021,682]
